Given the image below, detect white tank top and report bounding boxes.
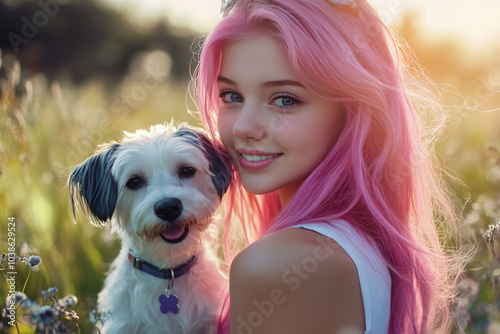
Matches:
[289,220,391,334]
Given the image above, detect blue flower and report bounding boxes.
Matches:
[14,291,28,304]
[27,255,42,268]
[32,305,58,328]
[41,287,58,300]
[59,294,78,307]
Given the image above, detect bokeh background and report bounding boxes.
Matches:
[0,0,499,332]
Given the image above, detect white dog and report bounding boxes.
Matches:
[69,123,232,334]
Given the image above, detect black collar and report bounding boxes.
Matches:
[128,252,198,279]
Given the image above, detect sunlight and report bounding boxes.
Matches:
[101,0,500,49]
[102,0,221,30]
[400,0,500,48]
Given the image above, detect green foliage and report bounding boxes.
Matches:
[1,253,80,333]
[0,49,194,332]
[0,9,499,334]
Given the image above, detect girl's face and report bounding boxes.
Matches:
[217,34,344,206]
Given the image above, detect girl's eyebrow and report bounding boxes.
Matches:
[217,75,305,89]
[217,75,236,86]
[262,80,305,88]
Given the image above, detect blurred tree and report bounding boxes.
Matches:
[0,0,199,85]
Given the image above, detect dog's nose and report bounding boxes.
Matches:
[154,198,183,222]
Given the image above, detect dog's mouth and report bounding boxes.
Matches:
[160,223,189,244]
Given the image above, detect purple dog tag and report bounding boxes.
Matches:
[159,294,179,314]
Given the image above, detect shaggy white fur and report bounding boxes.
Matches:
[69,123,231,334]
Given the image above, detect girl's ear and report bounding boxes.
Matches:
[68,144,120,226]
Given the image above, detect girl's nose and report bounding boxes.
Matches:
[232,103,267,142]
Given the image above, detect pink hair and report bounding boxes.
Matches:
[194,0,460,332]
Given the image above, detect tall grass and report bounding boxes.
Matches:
[0,49,194,333]
[0,41,499,332]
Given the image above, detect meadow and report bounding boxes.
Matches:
[0,3,500,333]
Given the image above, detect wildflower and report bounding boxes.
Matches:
[12,291,37,309]
[7,288,81,331]
[59,294,78,308]
[89,308,108,326]
[32,305,58,328]
[6,291,35,311]
[64,309,79,321]
[41,287,58,301]
[27,255,42,268]
[89,309,99,324]
[482,221,500,244]
[14,291,28,304]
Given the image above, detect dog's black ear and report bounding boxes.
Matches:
[174,128,233,199]
[198,133,233,199]
[68,144,119,226]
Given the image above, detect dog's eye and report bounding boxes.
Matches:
[178,166,196,179]
[126,176,146,190]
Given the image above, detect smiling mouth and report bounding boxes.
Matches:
[160,224,189,244]
[241,153,282,161]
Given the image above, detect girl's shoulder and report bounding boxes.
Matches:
[231,227,350,275]
[231,220,382,277]
[229,226,365,333]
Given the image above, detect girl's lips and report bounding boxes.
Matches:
[237,152,283,171]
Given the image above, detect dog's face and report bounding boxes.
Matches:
[69,124,232,267]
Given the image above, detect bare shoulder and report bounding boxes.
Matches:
[229,227,365,334]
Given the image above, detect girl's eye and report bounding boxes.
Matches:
[220,91,243,103]
[272,94,301,108]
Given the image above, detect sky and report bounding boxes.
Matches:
[102,0,500,49]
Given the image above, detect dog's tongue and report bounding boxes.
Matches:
[161,224,186,241]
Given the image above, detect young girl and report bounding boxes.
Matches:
[195,0,461,333]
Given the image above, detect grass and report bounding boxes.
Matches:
[0,50,193,333]
[0,46,499,333]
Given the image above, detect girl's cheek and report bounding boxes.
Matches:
[217,112,234,146]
